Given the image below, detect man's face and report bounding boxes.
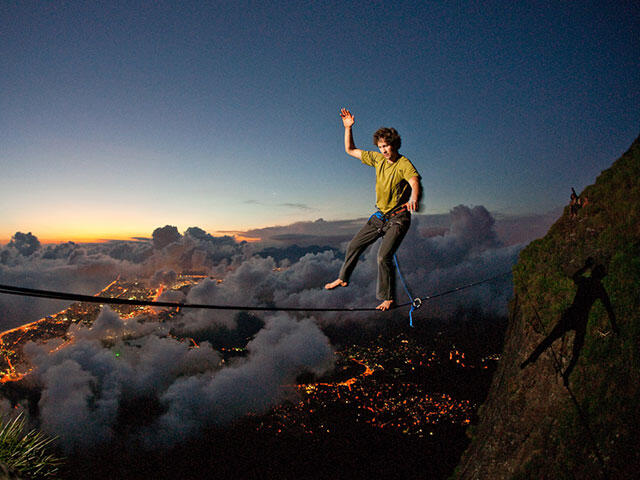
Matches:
[377,139,395,160]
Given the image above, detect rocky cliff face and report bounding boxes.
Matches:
[455,136,640,479]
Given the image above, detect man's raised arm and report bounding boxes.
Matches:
[340,108,363,160]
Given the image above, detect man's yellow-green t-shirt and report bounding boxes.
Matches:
[361,151,420,214]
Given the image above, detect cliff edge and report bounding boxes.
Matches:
[455,135,640,479]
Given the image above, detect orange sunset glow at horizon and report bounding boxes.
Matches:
[0,230,262,246]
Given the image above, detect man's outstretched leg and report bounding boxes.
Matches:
[325,218,380,291]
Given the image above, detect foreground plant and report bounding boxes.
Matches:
[0,413,64,479]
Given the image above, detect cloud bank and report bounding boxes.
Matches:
[176,205,526,333]
[23,308,333,451]
[0,206,553,331]
[0,205,555,452]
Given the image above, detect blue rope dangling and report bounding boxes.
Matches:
[393,253,421,327]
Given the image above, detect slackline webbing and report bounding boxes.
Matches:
[0,271,511,316]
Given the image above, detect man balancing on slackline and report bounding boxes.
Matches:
[325,108,421,311]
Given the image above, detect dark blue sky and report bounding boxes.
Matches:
[2,0,638,241]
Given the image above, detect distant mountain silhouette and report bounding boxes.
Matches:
[256,244,341,263]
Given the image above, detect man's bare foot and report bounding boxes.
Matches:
[376,300,394,311]
[325,279,348,290]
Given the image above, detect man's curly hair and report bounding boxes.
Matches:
[373,127,401,151]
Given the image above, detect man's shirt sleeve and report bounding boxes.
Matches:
[360,151,378,167]
[401,158,420,181]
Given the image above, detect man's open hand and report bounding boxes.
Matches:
[340,108,355,128]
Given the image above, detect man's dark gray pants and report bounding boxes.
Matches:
[339,211,411,301]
